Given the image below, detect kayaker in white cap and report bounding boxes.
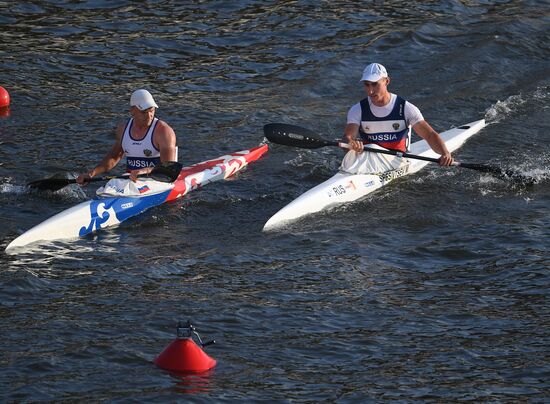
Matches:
[340,63,453,175]
[77,89,178,183]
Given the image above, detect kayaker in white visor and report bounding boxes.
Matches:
[341,63,453,174]
[77,89,178,184]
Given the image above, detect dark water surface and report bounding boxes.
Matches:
[1,1,549,401]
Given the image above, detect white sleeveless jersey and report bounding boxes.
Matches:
[121,117,161,171]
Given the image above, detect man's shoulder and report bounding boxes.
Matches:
[403,98,420,112]
[395,94,417,108]
[155,119,173,130]
[153,119,176,137]
[116,119,129,136]
[392,93,406,102]
[403,100,423,126]
[349,101,362,111]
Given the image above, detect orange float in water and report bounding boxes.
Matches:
[154,321,217,373]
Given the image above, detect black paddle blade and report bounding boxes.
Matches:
[459,162,534,186]
[27,162,183,192]
[27,177,75,192]
[149,161,183,182]
[263,123,335,149]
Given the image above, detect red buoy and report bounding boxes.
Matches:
[0,86,10,108]
[154,321,216,373]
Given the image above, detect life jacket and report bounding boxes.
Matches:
[358,95,411,152]
[121,117,161,171]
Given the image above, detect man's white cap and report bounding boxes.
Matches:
[130,89,158,110]
[359,63,388,82]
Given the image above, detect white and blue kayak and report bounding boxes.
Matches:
[263,119,486,230]
[6,145,268,251]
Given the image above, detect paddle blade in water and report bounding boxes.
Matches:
[498,168,536,186]
[263,123,334,149]
[459,162,534,186]
[27,177,74,192]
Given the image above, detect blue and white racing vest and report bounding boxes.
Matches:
[359,96,411,152]
[121,117,161,171]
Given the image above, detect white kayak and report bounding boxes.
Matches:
[263,119,486,230]
[6,145,268,251]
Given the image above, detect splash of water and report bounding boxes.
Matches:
[0,182,28,195]
[485,94,526,124]
[485,86,549,124]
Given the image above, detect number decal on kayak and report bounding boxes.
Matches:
[378,165,410,183]
[79,200,119,236]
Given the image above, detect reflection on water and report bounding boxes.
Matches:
[169,368,215,395]
[4,238,113,275]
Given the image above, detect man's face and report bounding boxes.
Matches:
[131,106,156,124]
[363,77,390,104]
